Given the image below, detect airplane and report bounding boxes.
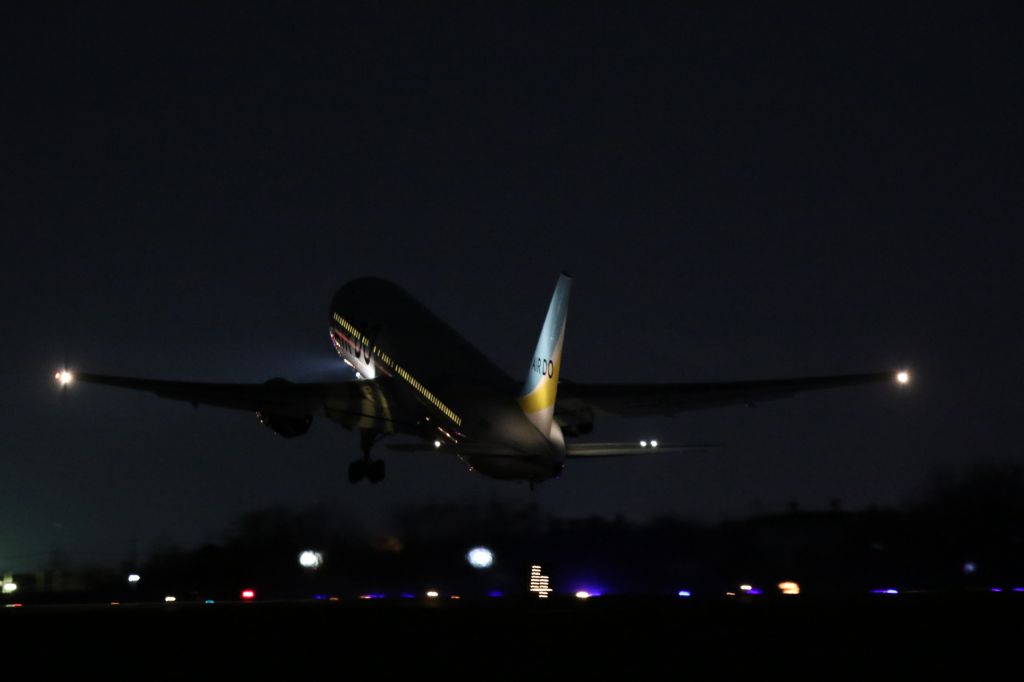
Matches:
[55,274,910,485]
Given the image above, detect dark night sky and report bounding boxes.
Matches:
[2,2,1021,569]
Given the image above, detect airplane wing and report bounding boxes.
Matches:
[566,442,719,458]
[557,371,906,419]
[66,372,415,432]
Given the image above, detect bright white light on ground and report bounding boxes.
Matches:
[650,440,659,448]
[575,591,591,600]
[426,590,439,598]
[433,440,442,449]
[677,590,691,597]
[299,550,323,569]
[896,370,910,384]
[127,574,141,584]
[164,596,176,603]
[640,440,648,447]
[55,370,74,385]
[466,546,494,569]
[2,583,17,594]
[740,584,753,592]
[778,581,801,595]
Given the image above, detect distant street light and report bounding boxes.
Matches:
[466,546,494,569]
[128,574,141,584]
[299,550,323,569]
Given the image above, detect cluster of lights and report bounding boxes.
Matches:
[639,440,659,448]
[332,314,462,426]
[54,370,74,386]
[778,581,800,595]
[530,565,553,599]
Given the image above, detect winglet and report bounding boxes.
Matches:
[518,274,571,436]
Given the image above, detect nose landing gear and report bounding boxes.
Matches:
[349,429,387,484]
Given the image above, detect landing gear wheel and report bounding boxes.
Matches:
[348,459,367,483]
[367,459,386,483]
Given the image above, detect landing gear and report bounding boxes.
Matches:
[349,459,367,483]
[349,457,386,484]
[349,429,386,484]
[367,459,386,483]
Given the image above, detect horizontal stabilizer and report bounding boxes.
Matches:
[565,442,720,458]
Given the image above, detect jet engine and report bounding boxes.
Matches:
[256,411,313,438]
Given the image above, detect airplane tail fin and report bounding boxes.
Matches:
[518,273,571,436]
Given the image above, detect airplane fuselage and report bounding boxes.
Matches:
[329,277,565,481]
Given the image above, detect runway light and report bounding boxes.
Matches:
[55,370,74,386]
[433,440,442,449]
[204,599,215,604]
[299,550,323,569]
[466,546,494,569]
[164,596,176,603]
[2,583,17,594]
[871,589,899,595]
[127,573,141,584]
[896,370,910,385]
[740,584,753,592]
[241,589,255,600]
[677,590,691,598]
[640,440,648,447]
[778,581,801,595]
[575,591,591,600]
[426,590,439,598]
[650,439,658,448]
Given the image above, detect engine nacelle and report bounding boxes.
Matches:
[256,411,313,438]
[558,408,594,437]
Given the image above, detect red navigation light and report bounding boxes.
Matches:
[241,589,256,600]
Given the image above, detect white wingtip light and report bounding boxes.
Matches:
[55,370,74,386]
[896,370,910,385]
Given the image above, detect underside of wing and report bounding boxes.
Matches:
[68,372,416,433]
[566,442,719,458]
[557,371,906,419]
